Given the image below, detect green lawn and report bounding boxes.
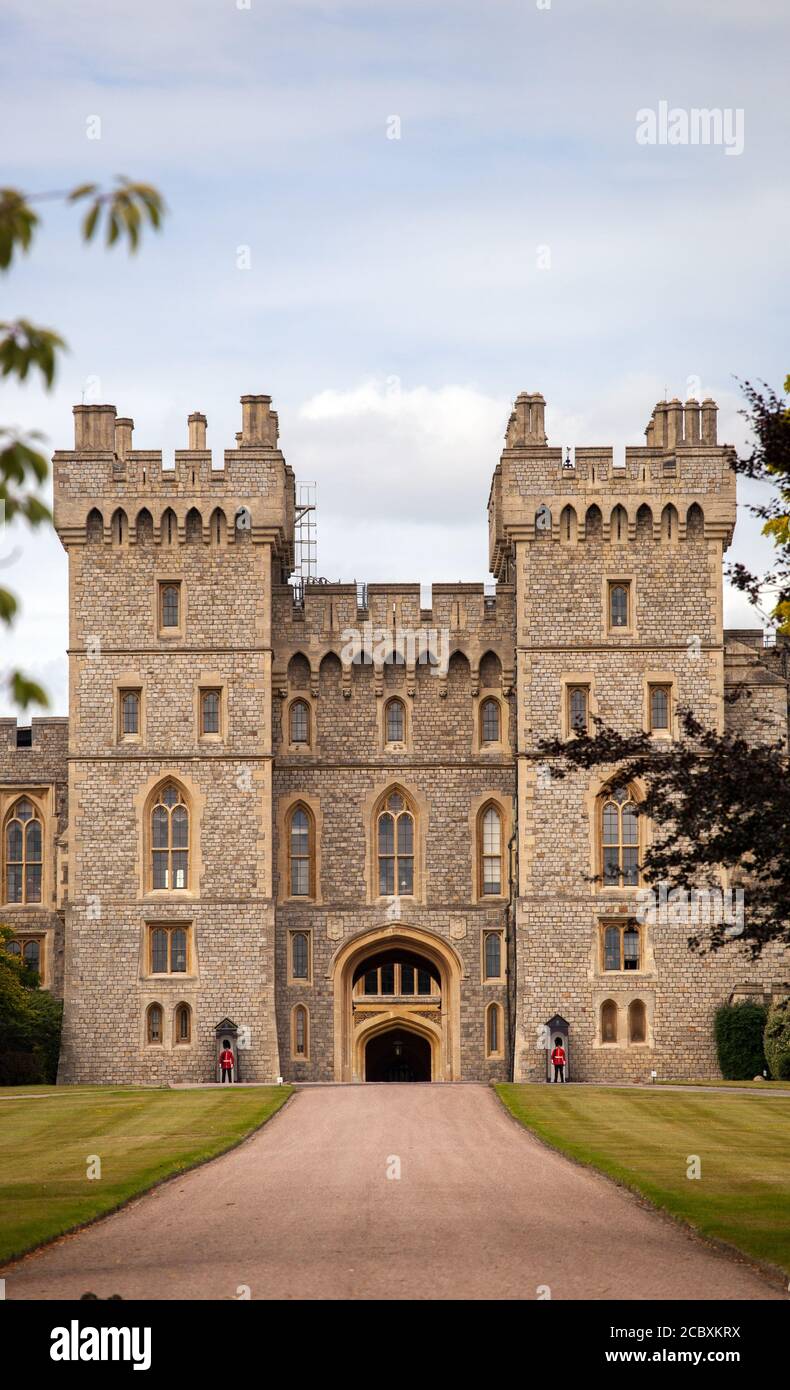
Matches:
[0,1085,293,1263]
[496,1083,790,1277]
[656,1078,790,1090]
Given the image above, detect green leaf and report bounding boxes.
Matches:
[9,671,49,709]
[0,588,18,624]
[82,200,101,242]
[0,189,39,270]
[68,182,99,202]
[0,321,67,388]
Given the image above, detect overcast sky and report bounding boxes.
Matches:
[1,0,788,716]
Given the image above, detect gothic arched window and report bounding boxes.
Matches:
[150,782,189,890]
[174,1003,191,1043]
[385,698,405,744]
[600,786,640,887]
[377,789,415,896]
[480,698,501,744]
[146,1003,163,1045]
[289,699,310,746]
[3,797,42,905]
[479,803,503,896]
[288,804,314,898]
[292,1004,309,1059]
[486,1002,503,1058]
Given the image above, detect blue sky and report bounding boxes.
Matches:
[1,0,788,714]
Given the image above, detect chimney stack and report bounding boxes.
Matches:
[73,404,117,451]
[645,413,656,446]
[188,412,207,450]
[115,417,134,457]
[240,393,276,447]
[701,398,718,445]
[666,397,683,449]
[652,401,668,449]
[506,391,547,447]
[683,399,701,445]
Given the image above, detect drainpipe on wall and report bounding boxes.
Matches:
[506,810,518,1082]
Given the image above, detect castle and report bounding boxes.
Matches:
[1,390,787,1085]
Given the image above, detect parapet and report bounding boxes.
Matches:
[489,388,737,578]
[53,394,294,566]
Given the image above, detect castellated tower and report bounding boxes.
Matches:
[488,391,779,1081]
[53,396,294,1083]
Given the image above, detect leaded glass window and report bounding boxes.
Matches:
[601,787,639,887]
[481,805,502,895]
[3,798,42,904]
[377,791,414,896]
[481,698,500,744]
[150,783,189,890]
[385,699,405,743]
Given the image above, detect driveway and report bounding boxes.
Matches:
[3,1084,783,1300]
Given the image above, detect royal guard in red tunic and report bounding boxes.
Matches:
[551,1037,566,1083]
[219,1041,235,1083]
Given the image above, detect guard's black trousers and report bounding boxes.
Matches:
[553,1064,565,1083]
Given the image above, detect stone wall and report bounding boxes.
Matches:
[0,717,68,997]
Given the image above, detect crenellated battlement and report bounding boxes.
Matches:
[53,395,295,563]
[489,390,737,579]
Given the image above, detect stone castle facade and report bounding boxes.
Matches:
[1,390,787,1084]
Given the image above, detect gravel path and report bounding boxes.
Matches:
[3,1084,784,1300]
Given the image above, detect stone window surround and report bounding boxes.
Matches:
[472,688,509,755]
[362,780,428,907]
[287,927,313,986]
[485,1000,505,1059]
[143,919,196,978]
[593,989,655,1048]
[378,692,411,753]
[468,790,512,904]
[155,575,185,639]
[603,574,637,638]
[560,672,600,740]
[0,786,55,912]
[290,1003,310,1061]
[481,927,505,983]
[276,793,323,905]
[142,997,197,1050]
[195,676,227,743]
[114,678,145,745]
[134,772,205,902]
[644,671,677,740]
[285,692,316,754]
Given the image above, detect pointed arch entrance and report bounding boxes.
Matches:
[331,925,463,1082]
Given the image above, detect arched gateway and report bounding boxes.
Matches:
[331,926,463,1082]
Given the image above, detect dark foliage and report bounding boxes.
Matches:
[538,704,788,958]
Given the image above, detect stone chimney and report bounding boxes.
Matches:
[645,413,656,446]
[666,397,684,449]
[701,398,718,445]
[651,401,668,449]
[73,404,117,451]
[683,398,701,445]
[505,392,547,447]
[240,394,278,447]
[188,412,207,450]
[115,417,134,457]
